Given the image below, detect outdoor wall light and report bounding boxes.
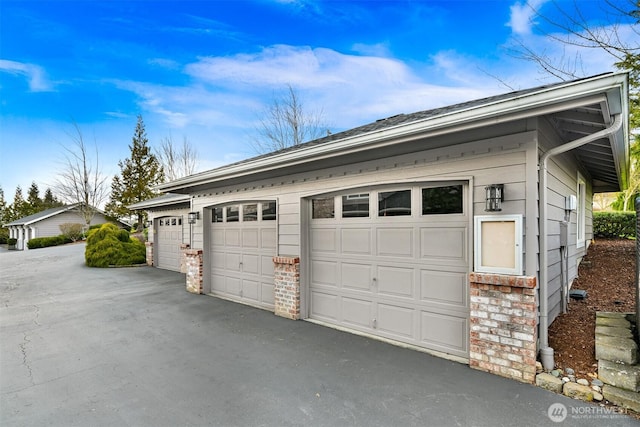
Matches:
[188,211,200,224]
[485,184,504,212]
[145,220,153,228]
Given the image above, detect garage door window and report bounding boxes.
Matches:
[342,193,369,218]
[378,190,411,216]
[262,202,277,220]
[243,204,258,222]
[226,205,239,222]
[313,198,334,219]
[212,207,224,223]
[422,185,463,215]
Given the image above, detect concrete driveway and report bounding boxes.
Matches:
[1,244,637,426]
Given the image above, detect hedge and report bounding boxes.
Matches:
[27,235,73,249]
[85,223,146,267]
[593,211,636,239]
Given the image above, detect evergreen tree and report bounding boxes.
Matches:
[42,188,64,209]
[9,186,28,221]
[26,181,42,215]
[0,187,7,242]
[106,115,164,230]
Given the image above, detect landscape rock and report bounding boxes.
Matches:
[577,378,589,386]
[564,367,574,375]
[591,379,604,387]
[551,369,561,378]
[562,377,570,384]
[593,392,603,401]
[563,382,594,401]
[595,325,633,339]
[536,373,564,393]
[595,316,631,329]
[595,335,638,364]
[535,361,543,374]
[602,385,640,413]
[598,359,640,392]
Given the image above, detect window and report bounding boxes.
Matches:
[212,207,224,223]
[178,218,182,226]
[422,185,463,215]
[226,205,239,222]
[159,219,164,226]
[243,204,258,222]
[171,218,177,226]
[378,190,411,216]
[577,174,586,248]
[312,198,334,219]
[342,193,369,218]
[262,202,277,221]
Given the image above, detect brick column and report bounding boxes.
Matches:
[185,249,204,294]
[145,242,153,266]
[273,256,300,320]
[469,272,538,383]
[180,243,190,273]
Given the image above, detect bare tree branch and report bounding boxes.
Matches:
[54,121,109,226]
[156,135,199,181]
[251,84,330,153]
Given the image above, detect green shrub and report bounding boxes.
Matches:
[8,238,17,246]
[0,227,8,244]
[27,235,73,249]
[593,211,636,239]
[59,223,84,242]
[85,223,146,267]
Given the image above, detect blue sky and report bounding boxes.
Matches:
[0,0,636,203]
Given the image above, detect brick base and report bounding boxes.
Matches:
[180,244,190,273]
[145,242,153,266]
[273,256,300,320]
[184,249,204,294]
[469,273,538,383]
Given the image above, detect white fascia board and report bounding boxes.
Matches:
[158,73,628,193]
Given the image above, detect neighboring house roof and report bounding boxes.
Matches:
[128,193,191,210]
[4,204,81,227]
[157,72,629,194]
[3,204,130,228]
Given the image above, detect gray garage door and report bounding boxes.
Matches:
[309,183,470,359]
[157,216,183,272]
[209,202,277,311]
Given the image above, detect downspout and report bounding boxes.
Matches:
[538,113,623,369]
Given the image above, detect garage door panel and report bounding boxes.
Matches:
[377,303,414,339]
[341,228,371,254]
[242,279,259,301]
[242,229,259,248]
[225,253,241,271]
[226,277,241,296]
[377,265,414,298]
[376,228,413,258]
[311,229,336,253]
[420,227,467,263]
[261,255,274,277]
[242,254,259,274]
[211,274,226,292]
[261,282,275,305]
[211,229,225,247]
[311,291,339,320]
[156,219,183,272]
[342,297,372,328]
[341,262,371,291]
[261,228,277,249]
[420,312,467,353]
[421,270,467,307]
[225,229,241,247]
[311,260,337,286]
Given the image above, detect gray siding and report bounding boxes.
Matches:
[191,124,537,271]
[538,118,593,323]
[34,210,110,238]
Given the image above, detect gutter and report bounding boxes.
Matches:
[538,113,623,369]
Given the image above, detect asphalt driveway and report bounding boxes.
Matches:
[1,243,637,426]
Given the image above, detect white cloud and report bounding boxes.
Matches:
[0,60,54,92]
[507,0,548,35]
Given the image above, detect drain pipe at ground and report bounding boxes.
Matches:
[539,114,623,371]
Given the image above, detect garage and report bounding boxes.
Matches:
[209,201,277,310]
[308,183,470,358]
[156,216,184,272]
